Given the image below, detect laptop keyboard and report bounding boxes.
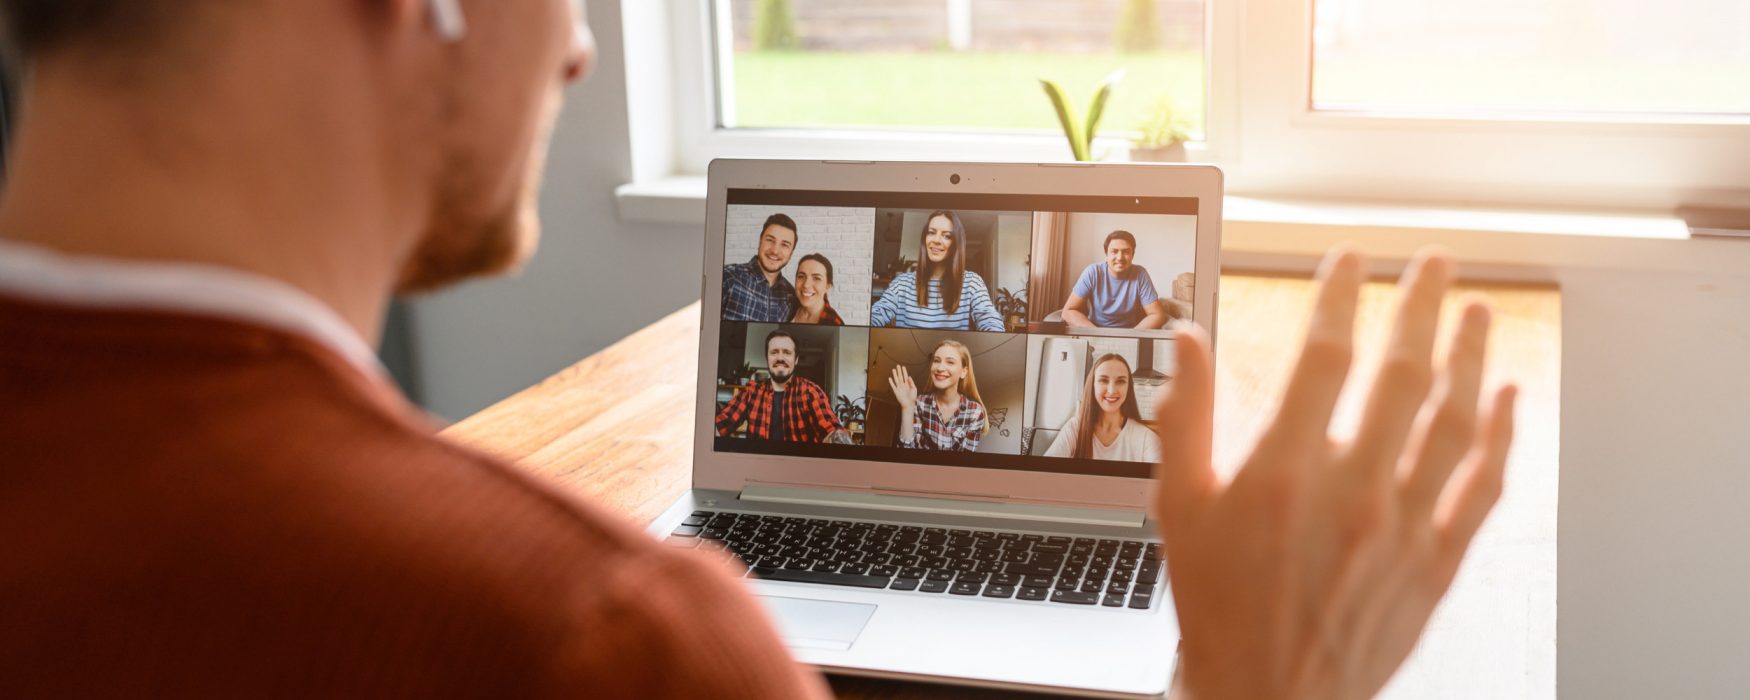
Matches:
[666,511,1163,610]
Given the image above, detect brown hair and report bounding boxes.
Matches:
[930,339,988,435]
[1072,354,1143,460]
[914,210,967,314]
[0,1,179,61]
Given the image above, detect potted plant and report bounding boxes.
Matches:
[1130,97,1193,162]
[834,395,867,445]
[1040,69,1124,162]
[991,286,1029,332]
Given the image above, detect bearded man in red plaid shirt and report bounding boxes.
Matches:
[716,330,849,443]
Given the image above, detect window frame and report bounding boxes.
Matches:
[643,0,1750,211]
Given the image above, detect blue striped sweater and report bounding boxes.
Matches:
[869,271,1005,332]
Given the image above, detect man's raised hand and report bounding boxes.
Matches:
[1153,247,1518,700]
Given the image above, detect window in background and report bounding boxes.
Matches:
[1312,0,1750,117]
[718,0,1207,139]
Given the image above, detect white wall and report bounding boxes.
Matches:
[724,205,876,325]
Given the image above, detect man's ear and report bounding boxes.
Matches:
[426,0,467,41]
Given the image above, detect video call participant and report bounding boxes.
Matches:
[1044,354,1163,462]
[788,253,844,326]
[1060,230,1169,330]
[887,339,990,452]
[869,210,1004,332]
[715,330,848,444]
[723,213,799,322]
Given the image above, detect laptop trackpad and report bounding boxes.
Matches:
[756,595,877,651]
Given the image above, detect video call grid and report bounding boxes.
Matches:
[713,191,1200,476]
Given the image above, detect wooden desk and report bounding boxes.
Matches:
[442,274,1561,699]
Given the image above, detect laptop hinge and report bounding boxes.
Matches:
[739,484,1144,528]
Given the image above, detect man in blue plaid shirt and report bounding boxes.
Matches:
[722,213,799,322]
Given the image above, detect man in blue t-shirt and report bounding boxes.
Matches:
[1060,230,1171,329]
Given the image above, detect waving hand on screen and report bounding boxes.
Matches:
[1154,247,1518,700]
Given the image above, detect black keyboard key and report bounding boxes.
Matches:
[1023,576,1053,588]
[1051,590,1100,605]
[1021,534,1044,543]
[1137,562,1161,585]
[701,528,728,540]
[841,562,871,575]
[890,578,920,591]
[870,565,899,577]
[690,511,716,518]
[671,525,701,537]
[990,573,1021,586]
[1032,543,1069,554]
[898,566,928,579]
[1129,592,1154,609]
[784,558,815,571]
[950,581,982,596]
[682,516,710,527]
[1017,586,1050,601]
[926,569,957,582]
[1107,581,1130,595]
[956,570,990,584]
[919,579,951,593]
[1080,580,1104,593]
[1004,563,1058,578]
[751,567,892,589]
[1046,536,1072,544]
[1102,594,1125,607]
[982,585,1016,599]
[996,532,1021,542]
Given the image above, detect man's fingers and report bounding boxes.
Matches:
[1262,246,1365,454]
[1437,384,1517,559]
[1153,325,1216,534]
[1349,250,1453,483]
[1400,301,1492,518]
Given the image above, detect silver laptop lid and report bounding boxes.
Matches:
[695,160,1222,512]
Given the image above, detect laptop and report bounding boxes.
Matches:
[650,159,1223,698]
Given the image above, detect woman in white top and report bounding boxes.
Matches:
[1043,353,1162,463]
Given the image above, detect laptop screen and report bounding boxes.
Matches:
[714,188,1198,480]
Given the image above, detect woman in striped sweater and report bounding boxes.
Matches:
[869,210,1005,332]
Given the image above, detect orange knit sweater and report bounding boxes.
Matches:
[0,293,828,699]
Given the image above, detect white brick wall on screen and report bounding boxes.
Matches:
[725,205,876,325]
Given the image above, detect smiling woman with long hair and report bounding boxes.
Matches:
[887,339,990,452]
[1044,354,1162,462]
[869,210,1004,332]
[788,253,844,325]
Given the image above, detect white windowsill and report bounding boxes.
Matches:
[615,176,1738,281]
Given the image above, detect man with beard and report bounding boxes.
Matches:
[715,330,848,443]
[723,213,800,322]
[0,1,823,697]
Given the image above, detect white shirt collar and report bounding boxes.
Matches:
[0,239,388,380]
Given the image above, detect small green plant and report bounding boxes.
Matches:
[1133,97,1194,149]
[1115,0,1162,53]
[1040,69,1125,162]
[753,0,799,51]
[991,287,1028,319]
[834,395,867,426]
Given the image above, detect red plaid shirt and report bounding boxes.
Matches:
[899,394,987,452]
[715,377,843,442]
